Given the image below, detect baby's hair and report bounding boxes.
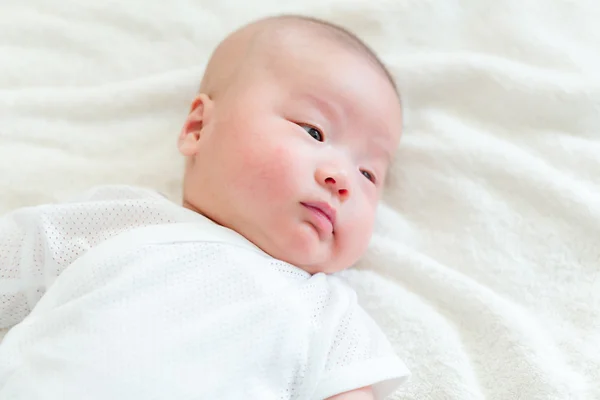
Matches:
[201,14,402,109]
[265,15,400,102]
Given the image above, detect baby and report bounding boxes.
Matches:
[0,15,407,400]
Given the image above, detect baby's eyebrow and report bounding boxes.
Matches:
[370,136,395,165]
[302,93,342,123]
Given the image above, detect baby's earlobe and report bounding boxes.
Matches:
[177,131,201,156]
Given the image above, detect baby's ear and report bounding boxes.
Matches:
[178,93,213,156]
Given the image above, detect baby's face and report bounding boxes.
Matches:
[180,41,402,274]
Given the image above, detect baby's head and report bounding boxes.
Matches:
[178,15,402,274]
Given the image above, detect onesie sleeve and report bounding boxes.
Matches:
[0,185,180,333]
[0,207,47,331]
[312,287,410,400]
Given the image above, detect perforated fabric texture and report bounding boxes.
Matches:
[0,186,187,330]
[0,186,408,399]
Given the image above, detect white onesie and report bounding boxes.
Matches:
[0,186,409,400]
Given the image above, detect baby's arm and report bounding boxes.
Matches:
[326,386,374,400]
[0,186,175,334]
[0,207,41,331]
[0,203,72,333]
[313,278,410,400]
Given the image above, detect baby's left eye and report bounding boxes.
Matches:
[361,170,376,183]
[300,124,324,142]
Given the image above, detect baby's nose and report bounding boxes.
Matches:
[316,168,350,200]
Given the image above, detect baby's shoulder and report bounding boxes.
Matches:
[11,185,191,268]
[66,184,168,203]
[28,184,181,231]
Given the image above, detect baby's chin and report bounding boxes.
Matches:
[277,252,335,275]
[237,217,357,274]
[264,229,353,275]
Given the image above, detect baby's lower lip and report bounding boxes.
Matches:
[301,203,334,236]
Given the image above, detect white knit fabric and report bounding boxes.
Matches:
[0,185,409,400]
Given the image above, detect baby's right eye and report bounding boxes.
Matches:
[300,124,324,142]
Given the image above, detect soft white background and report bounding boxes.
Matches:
[1,0,599,399]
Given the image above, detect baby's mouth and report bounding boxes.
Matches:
[300,202,336,237]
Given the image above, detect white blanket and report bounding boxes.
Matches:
[1,0,599,399]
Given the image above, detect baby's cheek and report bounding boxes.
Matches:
[339,205,376,267]
[260,145,301,201]
[232,140,298,198]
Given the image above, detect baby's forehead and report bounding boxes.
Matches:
[252,20,398,97]
[200,16,400,111]
[237,16,398,85]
